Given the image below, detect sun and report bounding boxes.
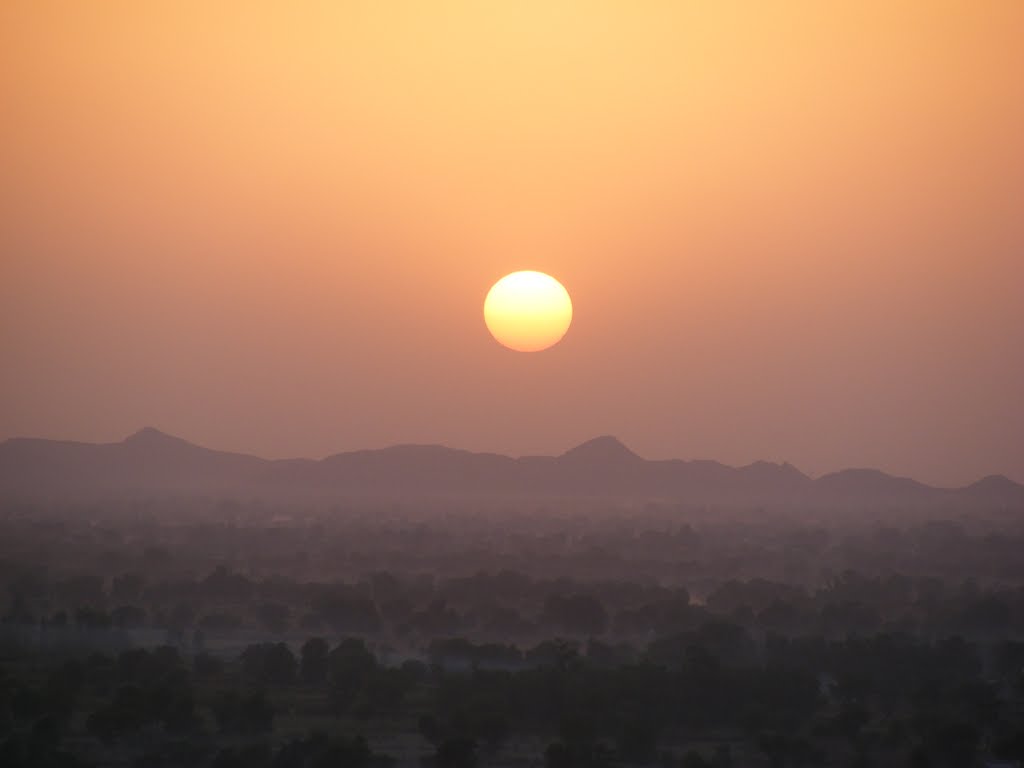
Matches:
[484,271,573,352]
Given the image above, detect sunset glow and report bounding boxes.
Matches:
[2,1,1023,482]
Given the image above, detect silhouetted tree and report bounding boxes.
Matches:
[301,637,330,683]
[542,595,608,636]
[212,690,275,734]
[434,737,478,768]
[241,642,297,684]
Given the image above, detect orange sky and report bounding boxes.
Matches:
[2,1,1022,485]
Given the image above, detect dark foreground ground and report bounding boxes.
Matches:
[2,499,1024,767]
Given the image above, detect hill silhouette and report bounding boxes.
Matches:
[0,428,1021,509]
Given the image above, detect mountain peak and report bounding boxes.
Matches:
[560,435,640,463]
[815,467,927,496]
[965,474,1024,495]
[123,427,189,448]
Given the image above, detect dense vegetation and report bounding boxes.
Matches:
[2,500,1024,766]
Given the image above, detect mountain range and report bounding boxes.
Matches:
[1,427,1022,509]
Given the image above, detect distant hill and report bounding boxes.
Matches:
[1,428,1022,510]
[0,427,264,497]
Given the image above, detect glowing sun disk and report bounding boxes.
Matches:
[484,271,573,352]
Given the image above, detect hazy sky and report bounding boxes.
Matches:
[2,2,1022,485]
